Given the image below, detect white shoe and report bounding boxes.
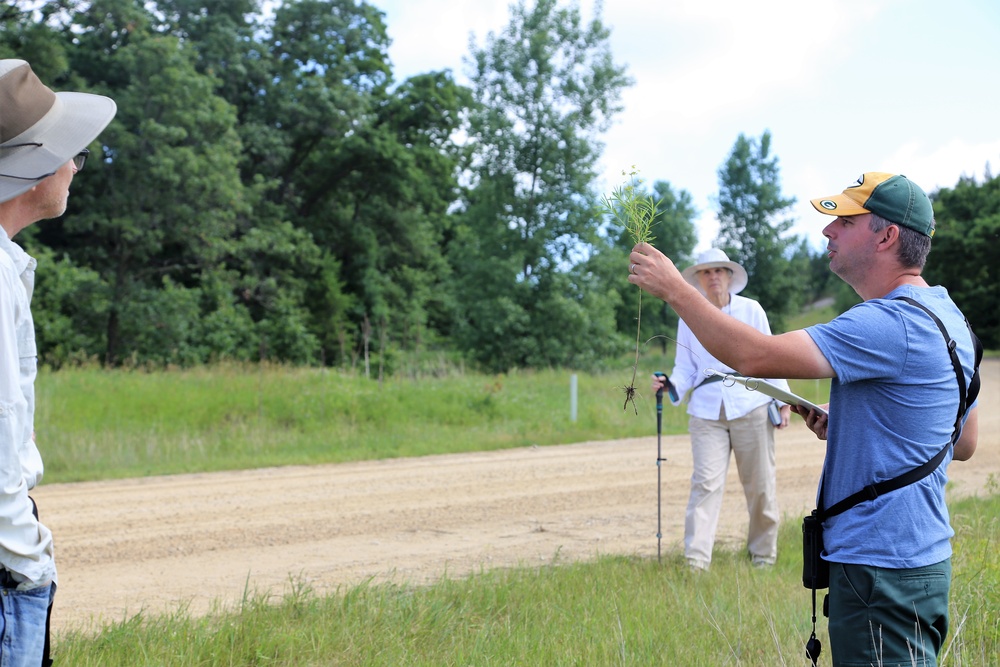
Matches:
[687,558,710,572]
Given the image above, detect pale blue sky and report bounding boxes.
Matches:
[371,0,1000,252]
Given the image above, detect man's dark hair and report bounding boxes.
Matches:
[869,213,931,269]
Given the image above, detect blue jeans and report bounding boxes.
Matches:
[0,582,53,667]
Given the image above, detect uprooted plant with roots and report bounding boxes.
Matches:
[601,168,661,414]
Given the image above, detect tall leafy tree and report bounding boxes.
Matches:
[924,174,1000,348]
[453,0,632,371]
[146,0,354,364]
[24,0,257,365]
[238,1,467,365]
[0,2,74,71]
[81,38,249,364]
[124,0,465,366]
[6,0,476,367]
[715,130,800,327]
[304,70,469,364]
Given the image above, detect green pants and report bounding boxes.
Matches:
[828,559,950,667]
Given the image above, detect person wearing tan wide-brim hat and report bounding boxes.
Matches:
[0,58,116,665]
[651,247,791,572]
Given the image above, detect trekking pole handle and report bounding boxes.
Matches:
[653,371,678,404]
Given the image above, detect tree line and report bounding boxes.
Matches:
[3,0,996,373]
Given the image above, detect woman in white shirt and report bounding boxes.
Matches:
[653,248,791,571]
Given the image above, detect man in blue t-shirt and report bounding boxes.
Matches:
[627,172,979,667]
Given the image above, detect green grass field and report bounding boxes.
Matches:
[37,305,840,484]
[36,357,831,484]
[51,491,1000,666]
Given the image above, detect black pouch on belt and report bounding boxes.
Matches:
[801,510,829,590]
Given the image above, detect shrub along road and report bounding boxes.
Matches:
[36,360,999,633]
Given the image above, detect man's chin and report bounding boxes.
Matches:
[43,201,69,221]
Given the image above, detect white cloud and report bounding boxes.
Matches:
[372,0,1000,252]
[881,139,1000,193]
[378,2,513,81]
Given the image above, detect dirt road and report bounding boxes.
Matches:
[35,361,999,633]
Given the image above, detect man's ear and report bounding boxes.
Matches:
[875,224,901,252]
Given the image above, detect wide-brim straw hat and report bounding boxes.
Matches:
[0,59,117,204]
[681,247,749,295]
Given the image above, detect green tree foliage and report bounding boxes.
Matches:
[0,2,73,73]
[5,0,468,368]
[227,0,396,365]
[715,130,802,328]
[29,246,110,367]
[924,173,1000,348]
[452,0,632,371]
[57,20,249,364]
[238,1,467,367]
[7,1,989,372]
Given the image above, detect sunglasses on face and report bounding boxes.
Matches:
[72,148,89,172]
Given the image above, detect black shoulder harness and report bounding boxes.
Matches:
[819,296,982,520]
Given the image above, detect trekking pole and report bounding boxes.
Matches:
[653,371,669,562]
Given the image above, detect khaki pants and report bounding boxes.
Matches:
[684,403,778,568]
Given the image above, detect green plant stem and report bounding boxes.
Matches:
[633,291,642,379]
[602,171,661,413]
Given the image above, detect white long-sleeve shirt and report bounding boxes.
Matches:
[668,293,791,421]
[0,231,54,589]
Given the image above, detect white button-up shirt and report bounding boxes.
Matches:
[0,231,54,589]
[668,293,791,421]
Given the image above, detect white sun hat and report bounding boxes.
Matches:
[681,247,749,295]
[0,59,117,204]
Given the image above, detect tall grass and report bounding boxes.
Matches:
[53,491,1000,666]
[36,358,830,483]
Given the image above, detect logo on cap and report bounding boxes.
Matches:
[820,200,837,211]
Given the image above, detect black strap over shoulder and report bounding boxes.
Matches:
[895,296,982,428]
[818,296,981,520]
